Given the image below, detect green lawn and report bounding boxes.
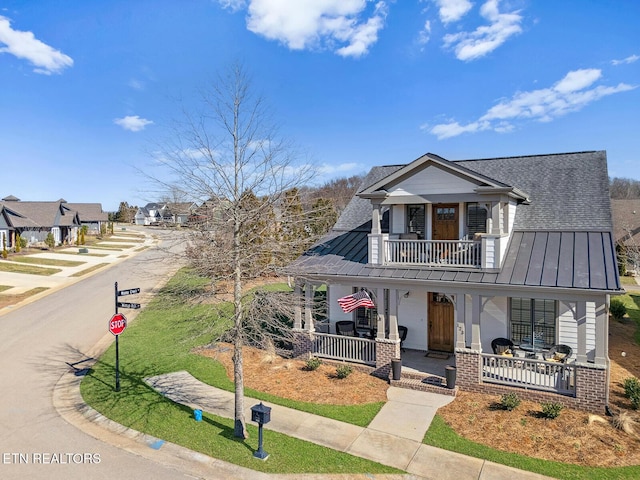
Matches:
[0,262,61,275]
[10,256,85,267]
[80,269,394,475]
[70,263,109,277]
[424,292,640,480]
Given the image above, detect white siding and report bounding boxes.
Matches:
[480,296,508,353]
[586,301,596,362]
[391,204,404,234]
[398,293,428,350]
[387,165,478,196]
[558,302,577,351]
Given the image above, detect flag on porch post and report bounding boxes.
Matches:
[337,290,375,313]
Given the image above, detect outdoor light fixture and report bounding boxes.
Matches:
[250,402,271,460]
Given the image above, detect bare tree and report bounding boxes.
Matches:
[149,63,324,438]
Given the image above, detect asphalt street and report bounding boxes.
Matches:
[0,228,195,480]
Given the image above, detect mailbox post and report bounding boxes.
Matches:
[250,402,271,460]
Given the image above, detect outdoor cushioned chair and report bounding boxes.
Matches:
[491,337,514,355]
[398,325,408,351]
[543,344,573,363]
[335,320,358,337]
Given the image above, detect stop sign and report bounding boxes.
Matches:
[109,313,127,336]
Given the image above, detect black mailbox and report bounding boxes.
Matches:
[251,402,271,424]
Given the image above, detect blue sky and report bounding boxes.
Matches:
[1,0,638,212]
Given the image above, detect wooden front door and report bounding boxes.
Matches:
[428,293,454,352]
[432,204,459,240]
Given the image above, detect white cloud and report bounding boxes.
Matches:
[318,162,360,174]
[442,0,522,61]
[427,68,636,139]
[0,15,73,74]
[219,0,388,58]
[114,115,154,132]
[128,78,144,90]
[431,0,473,24]
[612,54,639,66]
[417,20,432,48]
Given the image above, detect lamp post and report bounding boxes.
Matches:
[250,402,271,460]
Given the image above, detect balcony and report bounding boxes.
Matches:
[384,238,481,268]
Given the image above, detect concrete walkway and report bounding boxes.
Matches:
[140,371,555,480]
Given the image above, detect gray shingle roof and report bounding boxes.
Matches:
[288,151,620,292]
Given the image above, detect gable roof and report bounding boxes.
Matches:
[288,151,620,293]
[0,200,80,228]
[65,203,109,222]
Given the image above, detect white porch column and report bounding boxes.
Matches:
[576,301,588,363]
[490,201,504,234]
[304,284,315,332]
[456,293,466,349]
[594,298,608,366]
[388,289,399,341]
[371,204,382,234]
[293,283,302,329]
[376,287,386,340]
[471,294,482,351]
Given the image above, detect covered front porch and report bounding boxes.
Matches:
[290,281,610,413]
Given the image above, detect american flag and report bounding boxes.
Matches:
[337,290,375,313]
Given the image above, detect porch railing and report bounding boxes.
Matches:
[481,354,575,395]
[384,239,481,267]
[311,333,376,366]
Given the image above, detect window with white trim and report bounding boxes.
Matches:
[510,298,556,348]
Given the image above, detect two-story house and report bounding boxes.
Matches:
[287,151,622,413]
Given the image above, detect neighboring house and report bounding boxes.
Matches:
[287,151,622,413]
[64,202,109,234]
[135,203,166,225]
[135,202,197,225]
[165,202,197,224]
[0,196,81,246]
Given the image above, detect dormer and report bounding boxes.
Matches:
[358,153,530,270]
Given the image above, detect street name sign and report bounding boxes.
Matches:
[118,288,140,296]
[117,302,141,310]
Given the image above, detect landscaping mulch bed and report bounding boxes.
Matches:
[197,343,388,405]
[436,317,640,467]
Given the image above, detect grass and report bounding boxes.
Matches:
[0,287,49,308]
[0,285,11,293]
[620,276,638,286]
[70,263,109,277]
[57,251,110,257]
[80,269,395,474]
[9,256,85,267]
[0,262,61,275]
[424,415,640,480]
[424,292,640,480]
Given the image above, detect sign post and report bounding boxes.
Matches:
[111,282,140,392]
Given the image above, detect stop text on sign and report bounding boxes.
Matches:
[109,313,127,336]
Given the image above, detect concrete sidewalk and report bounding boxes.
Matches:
[142,371,554,480]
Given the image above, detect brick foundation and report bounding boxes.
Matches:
[455,350,608,414]
[292,330,313,359]
[373,339,400,380]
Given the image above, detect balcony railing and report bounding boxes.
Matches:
[481,354,576,395]
[384,238,481,268]
[311,332,376,366]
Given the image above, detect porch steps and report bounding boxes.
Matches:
[391,371,457,397]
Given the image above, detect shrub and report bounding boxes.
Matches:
[540,402,564,419]
[335,364,353,379]
[305,357,322,371]
[623,376,640,410]
[500,392,521,411]
[18,236,27,249]
[610,299,627,321]
[45,233,55,249]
